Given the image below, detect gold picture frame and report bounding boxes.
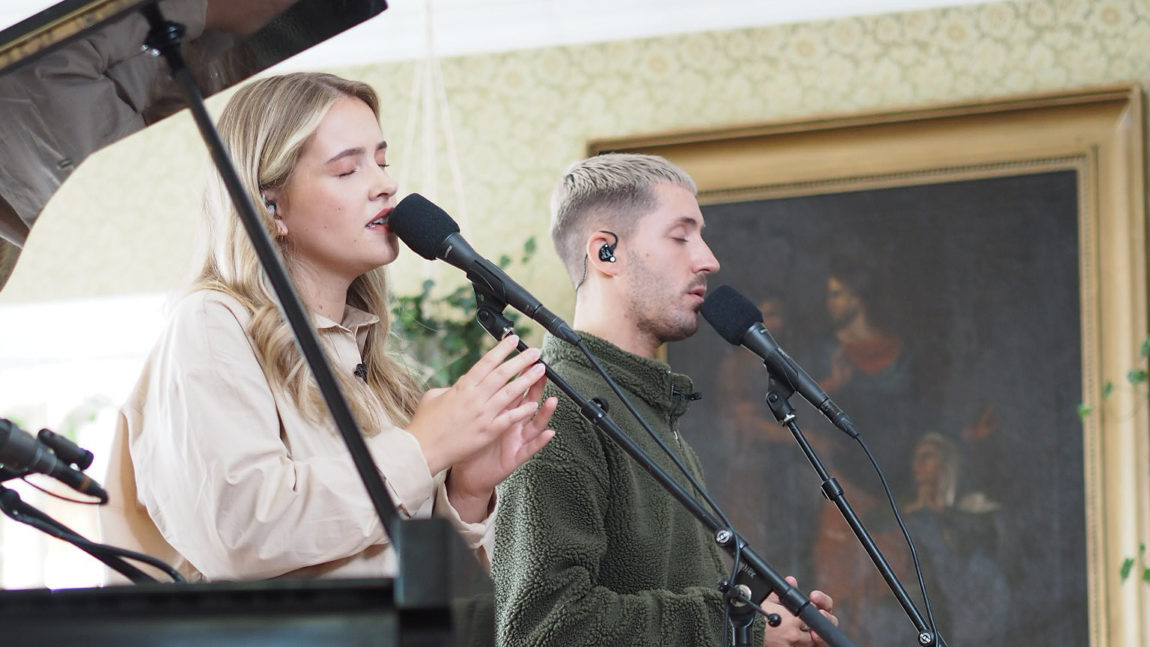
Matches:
[592,86,1149,646]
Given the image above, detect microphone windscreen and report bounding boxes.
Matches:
[389,193,460,260]
[701,285,763,345]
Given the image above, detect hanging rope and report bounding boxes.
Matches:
[397,0,471,239]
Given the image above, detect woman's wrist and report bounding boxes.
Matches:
[409,420,448,475]
[445,471,495,524]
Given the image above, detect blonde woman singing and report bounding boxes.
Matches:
[101,72,556,582]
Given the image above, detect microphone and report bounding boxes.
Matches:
[0,419,108,502]
[389,193,579,344]
[37,428,95,470]
[701,285,858,438]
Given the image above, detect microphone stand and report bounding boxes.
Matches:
[759,373,946,647]
[0,468,174,584]
[139,6,401,541]
[470,291,855,647]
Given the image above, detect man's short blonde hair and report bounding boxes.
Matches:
[550,153,697,286]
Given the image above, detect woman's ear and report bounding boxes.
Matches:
[262,191,288,237]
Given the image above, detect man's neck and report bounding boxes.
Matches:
[573,304,660,359]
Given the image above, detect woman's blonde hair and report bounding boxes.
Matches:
[196,72,421,433]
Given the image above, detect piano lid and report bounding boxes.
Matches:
[0,0,388,291]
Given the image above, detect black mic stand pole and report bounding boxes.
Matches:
[139,6,401,540]
[760,373,945,647]
[471,294,855,647]
[0,469,160,583]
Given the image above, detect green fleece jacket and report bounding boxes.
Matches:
[493,332,764,646]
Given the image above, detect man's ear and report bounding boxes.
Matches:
[586,230,620,277]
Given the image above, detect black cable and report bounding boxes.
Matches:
[474,310,853,647]
[21,475,105,505]
[574,339,735,530]
[16,513,158,583]
[855,434,940,643]
[1,488,184,583]
[721,537,744,647]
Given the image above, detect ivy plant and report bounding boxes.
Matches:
[390,236,538,387]
[1079,336,1150,587]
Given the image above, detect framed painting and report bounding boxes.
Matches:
[591,86,1148,646]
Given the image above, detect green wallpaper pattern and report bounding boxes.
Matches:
[2,0,1149,313]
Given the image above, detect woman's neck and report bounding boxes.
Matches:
[291,264,351,322]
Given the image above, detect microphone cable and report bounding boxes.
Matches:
[572,339,738,532]
[853,432,940,643]
[0,487,184,583]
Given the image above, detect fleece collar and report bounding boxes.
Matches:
[542,331,699,419]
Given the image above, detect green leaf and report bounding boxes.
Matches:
[1127,369,1148,385]
[1141,336,1150,358]
[1143,567,1150,583]
[1120,557,1135,582]
[1102,381,1113,399]
[1077,404,1092,419]
[389,237,540,386]
[497,253,512,269]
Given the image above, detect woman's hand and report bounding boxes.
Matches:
[446,374,557,522]
[406,335,547,475]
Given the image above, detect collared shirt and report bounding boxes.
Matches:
[100,289,494,582]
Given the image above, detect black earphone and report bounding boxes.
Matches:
[598,230,618,263]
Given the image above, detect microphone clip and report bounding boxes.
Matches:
[473,287,516,341]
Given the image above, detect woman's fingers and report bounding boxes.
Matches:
[475,346,542,395]
[530,395,558,432]
[456,335,521,389]
[514,395,558,444]
[486,362,547,413]
[515,427,555,463]
[523,370,547,401]
[491,398,542,431]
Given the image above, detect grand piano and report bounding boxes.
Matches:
[0,3,494,645]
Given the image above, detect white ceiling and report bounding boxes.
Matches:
[3,0,1004,69]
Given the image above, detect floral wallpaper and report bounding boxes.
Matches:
[2,0,1149,315]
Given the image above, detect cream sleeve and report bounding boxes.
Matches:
[128,294,494,579]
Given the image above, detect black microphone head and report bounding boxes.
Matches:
[389,193,460,260]
[701,285,763,345]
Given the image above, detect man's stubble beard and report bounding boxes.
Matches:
[625,253,701,346]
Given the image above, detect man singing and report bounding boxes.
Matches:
[493,153,838,646]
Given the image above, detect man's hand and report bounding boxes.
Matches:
[762,576,838,647]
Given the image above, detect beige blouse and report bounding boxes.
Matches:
[99,290,494,583]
